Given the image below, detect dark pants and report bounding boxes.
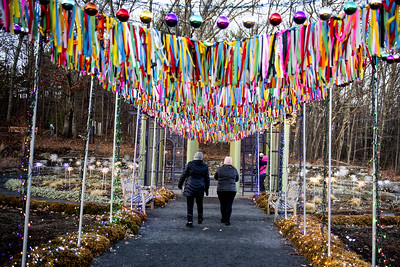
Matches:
[186,196,203,222]
[217,191,236,223]
[259,174,267,192]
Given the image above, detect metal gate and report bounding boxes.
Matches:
[144,118,185,189]
[240,126,282,194]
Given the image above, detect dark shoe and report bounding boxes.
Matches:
[220,219,226,223]
[198,219,203,224]
[186,221,193,227]
[225,221,231,226]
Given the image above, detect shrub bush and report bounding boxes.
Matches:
[153,188,175,208]
[52,233,110,256]
[4,179,108,202]
[28,244,93,266]
[84,222,126,243]
[253,194,370,266]
[0,194,108,215]
[275,217,370,267]
[315,214,400,227]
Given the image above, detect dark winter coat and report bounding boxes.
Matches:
[214,165,239,192]
[178,160,210,197]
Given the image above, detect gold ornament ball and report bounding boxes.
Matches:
[140,10,152,24]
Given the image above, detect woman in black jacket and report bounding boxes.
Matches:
[178,152,210,227]
[214,156,239,226]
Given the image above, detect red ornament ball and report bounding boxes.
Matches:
[116,8,130,22]
[269,13,282,26]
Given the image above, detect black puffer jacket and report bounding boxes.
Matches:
[214,165,239,192]
[178,160,210,197]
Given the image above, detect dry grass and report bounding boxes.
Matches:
[48,180,64,188]
[306,202,315,211]
[312,197,322,205]
[89,189,106,196]
[89,182,102,189]
[331,194,338,201]
[351,198,361,207]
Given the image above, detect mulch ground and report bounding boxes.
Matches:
[332,225,400,267]
[0,207,97,266]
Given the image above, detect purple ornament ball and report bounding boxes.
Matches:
[217,16,230,30]
[293,11,307,25]
[165,13,178,27]
[13,24,22,34]
[386,55,394,64]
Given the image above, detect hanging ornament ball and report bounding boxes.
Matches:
[140,10,152,24]
[217,16,230,30]
[84,2,98,16]
[319,7,332,21]
[369,0,382,10]
[381,52,388,61]
[242,16,256,29]
[13,24,22,34]
[61,0,75,11]
[344,2,358,15]
[293,11,307,25]
[394,54,400,62]
[189,14,203,28]
[39,0,50,5]
[116,8,130,22]
[165,13,179,27]
[269,13,282,26]
[386,55,394,63]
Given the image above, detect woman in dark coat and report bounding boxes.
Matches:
[178,152,210,227]
[214,156,239,226]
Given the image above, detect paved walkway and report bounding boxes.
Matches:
[93,196,309,267]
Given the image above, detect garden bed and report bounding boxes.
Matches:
[332,225,400,266]
[0,207,97,266]
[328,214,400,267]
[0,188,175,266]
[253,193,400,266]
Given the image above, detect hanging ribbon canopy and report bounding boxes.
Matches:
[1,0,399,143]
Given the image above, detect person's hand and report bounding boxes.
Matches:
[205,189,209,196]
[178,185,182,190]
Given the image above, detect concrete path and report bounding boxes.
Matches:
[93,196,309,267]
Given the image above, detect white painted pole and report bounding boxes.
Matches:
[284,117,288,219]
[77,76,96,247]
[110,92,119,223]
[150,118,157,187]
[371,62,378,267]
[328,86,333,257]
[22,35,41,266]
[303,103,307,235]
[162,127,167,188]
[130,107,141,210]
[372,130,377,267]
[269,126,273,192]
[257,131,260,194]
